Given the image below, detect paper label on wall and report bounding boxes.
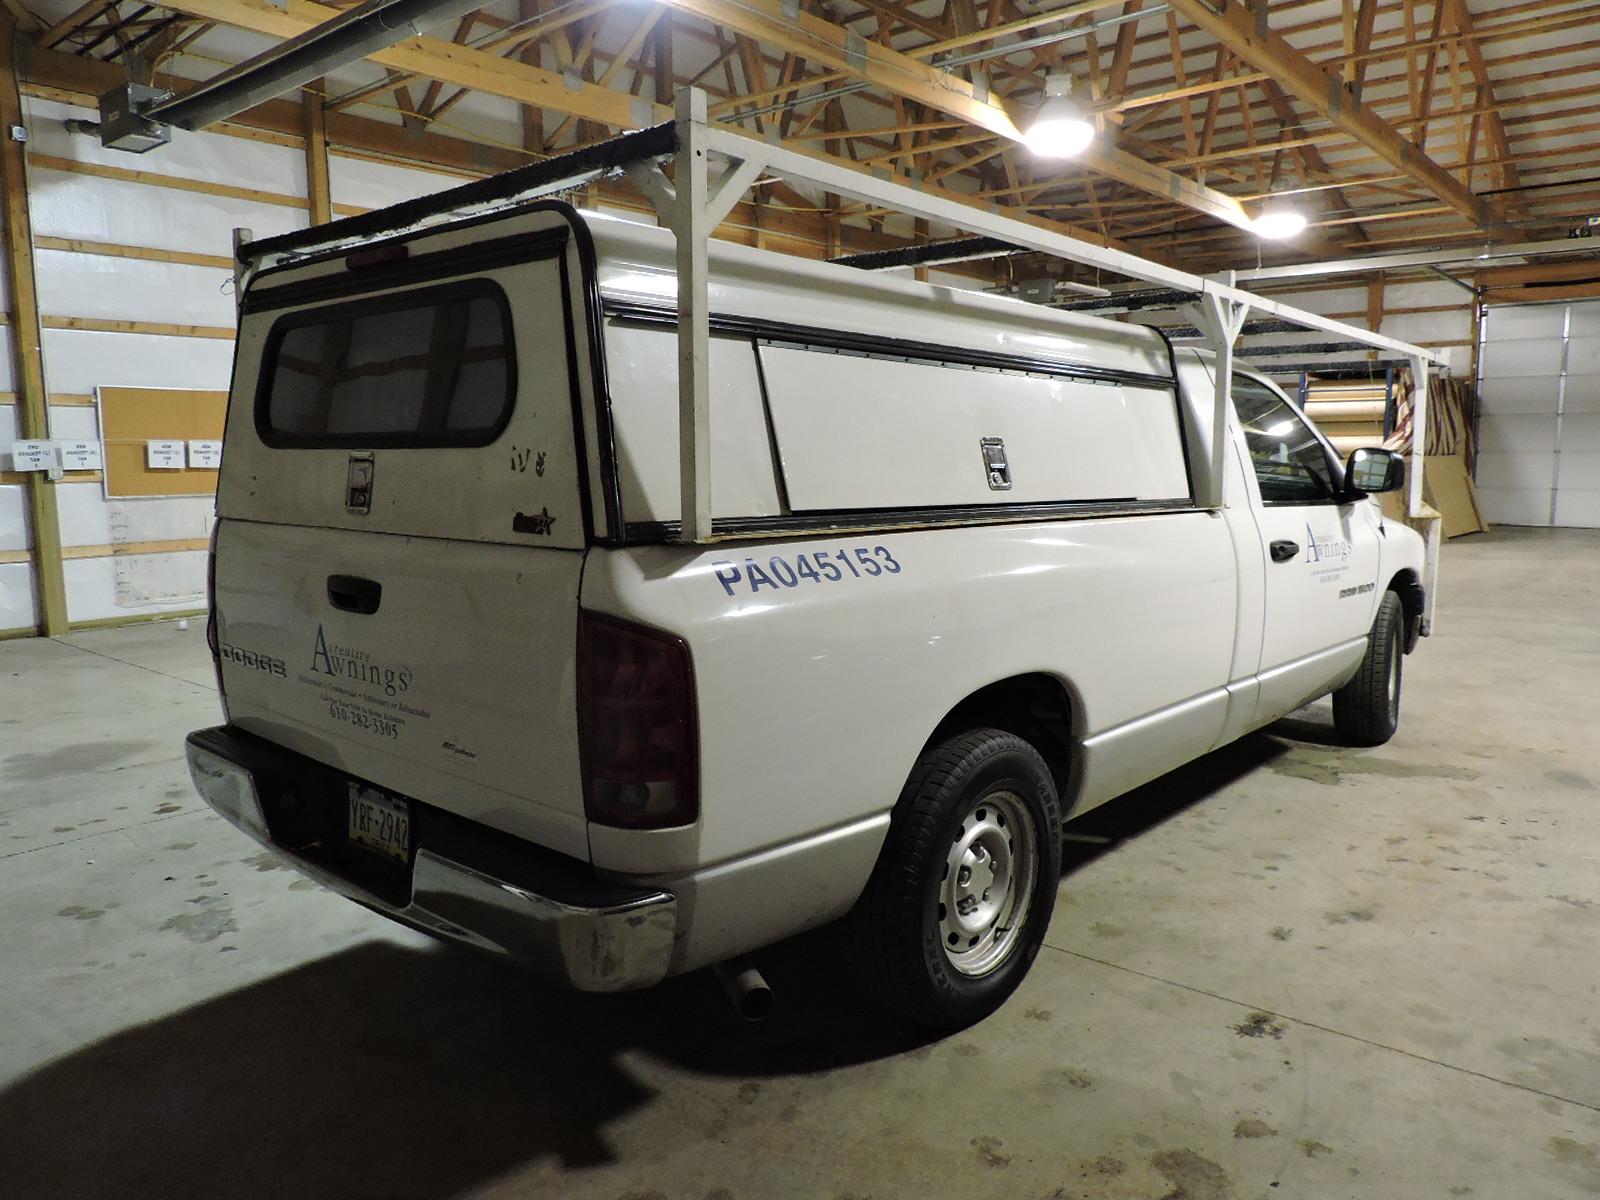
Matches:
[146,440,186,470]
[58,441,104,471]
[187,440,223,469]
[10,441,55,471]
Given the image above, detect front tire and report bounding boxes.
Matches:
[1333,590,1405,746]
[850,729,1062,1031]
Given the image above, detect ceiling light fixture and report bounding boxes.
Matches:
[1023,73,1095,159]
[1253,198,1309,240]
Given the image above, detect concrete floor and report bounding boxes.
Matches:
[2,527,1598,1200]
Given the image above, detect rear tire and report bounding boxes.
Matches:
[1333,590,1405,746]
[850,729,1062,1032]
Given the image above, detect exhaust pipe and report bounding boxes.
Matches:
[712,958,774,1021]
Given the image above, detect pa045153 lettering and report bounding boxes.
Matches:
[712,546,903,596]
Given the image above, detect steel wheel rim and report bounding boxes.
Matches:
[937,789,1038,978]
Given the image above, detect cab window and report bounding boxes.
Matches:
[1231,374,1337,504]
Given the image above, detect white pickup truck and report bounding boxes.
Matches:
[187,198,1426,1031]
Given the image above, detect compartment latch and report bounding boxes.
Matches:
[979,437,1011,491]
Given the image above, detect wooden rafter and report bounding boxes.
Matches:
[1164,0,1506,231]
[653,0,1256,230]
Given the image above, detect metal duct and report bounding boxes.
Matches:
[98,0,491,151]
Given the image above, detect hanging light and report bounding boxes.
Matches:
[1023,73,1095,159]
[1253,197,1309,240]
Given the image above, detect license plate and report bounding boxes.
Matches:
[346,782,411,862]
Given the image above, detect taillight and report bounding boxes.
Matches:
[577,612,698,829]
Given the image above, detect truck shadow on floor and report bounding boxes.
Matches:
[1057,724,1299,877]
[0,722,1328,1199]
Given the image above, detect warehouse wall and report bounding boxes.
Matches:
[0,92,473,636]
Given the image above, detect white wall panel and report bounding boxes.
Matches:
[0,403,16,442]
[1476,450,1557,493]
[0,327,16,392]
[0,562,37,630]
[52,481,110,547]
[1553,472,1600,529]
[0,483,27,551]
[64,551,207,622]
[1385,281,1460,310]
[1561,413,1600,452]
[330,155,463,211]
[1565,374,1600,414]
[1488,305,1567,341]
[29,169,304,253]
[1478,374,1561,414]
[42,329,236,393]
[45,405,98,441]
[1567,337,1600,376]
[1382,312,1469,348]
[1477,413,1558,454]
[1479,337,1563,379]
[1570,305,1600,341]
[25,96,308,199]
[1474,487,1556,527]
[1270,286,1366,317]
[35,249,235,326]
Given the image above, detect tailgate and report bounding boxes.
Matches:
[214,520,589,860]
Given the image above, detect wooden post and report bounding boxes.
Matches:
[1,15,68,634]
[303,78,332,225]
[519,0,544,156]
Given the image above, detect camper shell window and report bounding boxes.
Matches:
[256,280,515,448]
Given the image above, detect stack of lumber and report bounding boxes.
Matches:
[1377,371,1489,539]
[1303,379,1389,457]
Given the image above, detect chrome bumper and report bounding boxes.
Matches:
[185,726,676,992]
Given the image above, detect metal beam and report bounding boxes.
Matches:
[176,1,1131,255]
[143,0,490,133]
[1233,236,1600,281]
[1164,0,1506,231]
[652,0,1258,232]
[149,0,669,133]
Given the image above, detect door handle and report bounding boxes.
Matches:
[327,574,382,615]
[1269,540,1300,564]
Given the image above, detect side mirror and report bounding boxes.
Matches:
[1343,447,1405,498]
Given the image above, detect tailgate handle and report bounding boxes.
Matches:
[327,574,382,615]
[1269,539,1300,563]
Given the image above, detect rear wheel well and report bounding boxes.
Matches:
[926,674,1077,807]
[1389,568,1425,651]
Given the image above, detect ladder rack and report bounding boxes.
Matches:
[237,88,1443,629]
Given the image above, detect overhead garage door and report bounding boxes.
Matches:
[1477,301,1600,528]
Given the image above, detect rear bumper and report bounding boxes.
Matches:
[185,725,676,992]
